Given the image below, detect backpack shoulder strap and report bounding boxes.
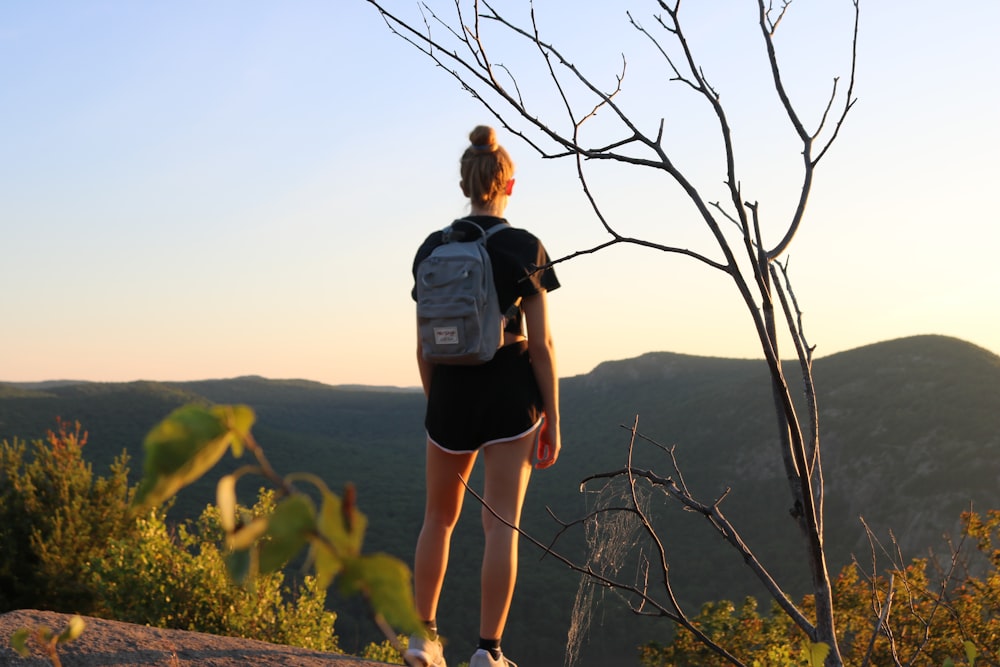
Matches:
[483,221,511,242]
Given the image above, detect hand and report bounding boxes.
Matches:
[534,415,560,470]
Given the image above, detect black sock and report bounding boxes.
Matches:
[478,637,501,660]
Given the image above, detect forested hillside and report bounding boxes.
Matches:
[2,334,997,667]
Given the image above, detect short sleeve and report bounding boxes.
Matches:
[514,233,560,298]
[487,227,559,317]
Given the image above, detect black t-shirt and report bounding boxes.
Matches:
[411,215,560,335]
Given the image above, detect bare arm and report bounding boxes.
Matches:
[523,291,560,468]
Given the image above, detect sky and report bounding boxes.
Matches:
[2,1,998,388]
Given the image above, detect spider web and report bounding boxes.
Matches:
[564,474,657,667]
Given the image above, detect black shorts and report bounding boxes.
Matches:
[425,340,544,453]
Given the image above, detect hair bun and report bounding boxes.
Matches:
[469,125,498,152]
[460,124,514,204]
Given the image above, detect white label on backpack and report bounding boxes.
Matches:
[433,326,459,345]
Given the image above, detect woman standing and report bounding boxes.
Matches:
[406,125,562,667]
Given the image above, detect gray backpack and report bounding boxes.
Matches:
[415,219,514,365]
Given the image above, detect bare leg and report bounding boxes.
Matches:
[413,440,478,623]
[479,430,535,640]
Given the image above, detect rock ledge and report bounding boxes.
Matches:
[0,610,389,667]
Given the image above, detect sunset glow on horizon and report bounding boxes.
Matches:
[2,1,997,388]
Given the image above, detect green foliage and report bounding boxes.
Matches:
[133,404,254,509]
[0,420,135,613]
[91,493,339,650]
[361,634,408,664]
[131,403,422,638]
[803,641,830,667]
[823,523,998,667]
[11,615,85,667]
[639,509,1000,666]
[1,419,340,653]
[1,403,422,662]
[637,598,801,667]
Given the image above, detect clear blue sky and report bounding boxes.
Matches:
[2,1,997,387]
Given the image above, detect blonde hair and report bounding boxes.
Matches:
[460,125,515,205]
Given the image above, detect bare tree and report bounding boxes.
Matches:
[364,1,860,665]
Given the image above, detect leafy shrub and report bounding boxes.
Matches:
[361,634,407,664]
[0,420,340,652]
[638,597,800,667]
[129,403,420,643]
[0,420,134,614]
[638,510,1000,666]
[90,491,339,650]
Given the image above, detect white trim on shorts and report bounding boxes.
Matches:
[426,416,543,454]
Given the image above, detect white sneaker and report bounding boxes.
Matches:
[469,648,518,667]
[405,634,447,667]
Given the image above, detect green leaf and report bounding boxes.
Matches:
[10,628,31,657]
[217,475,238,533]
[338,553,422,635]
[943,659,955,667]
[225,546,255,584]
[227,515,269,551]
[803,640,830,667]
[258,495,316,574]
[132,404,255,509]
[964,641,979,663]
[57,615,85,643]
[310,538,342,590]
[307,485,369,589]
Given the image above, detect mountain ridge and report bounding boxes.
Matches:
[1,333,997,667]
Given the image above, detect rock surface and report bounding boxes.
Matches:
[0,610,390,667]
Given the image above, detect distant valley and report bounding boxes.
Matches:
[2,334,998,667]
